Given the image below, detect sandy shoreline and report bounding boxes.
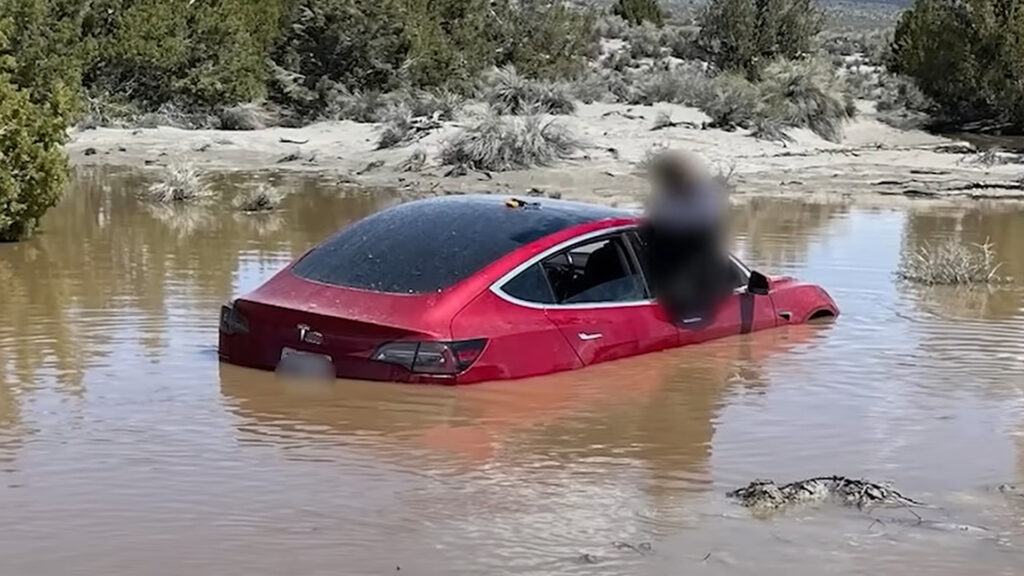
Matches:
[66,101,1024,208]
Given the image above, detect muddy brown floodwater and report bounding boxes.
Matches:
[2,167,1024,576]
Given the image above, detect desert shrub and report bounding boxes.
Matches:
[82,0,282,109]
[377,104,415,149]
[874,73,933,127]
[628,61,712,105]
[888,0,1024,129]
[614,0,665,27]
[479,66,576,115]
[439,111,581,171]
[626,23,666,59]
[394,88,464,120]
[696,0,824,78]
[569,68,618,103]
[749,116,794,143]
[400,0,594,87]
[270,0,593,120]
[663,25,700,60]
[144,161,212,204]
[604,49,638,73]
[488,0,596,81]
[234,183,286,212]
[758,57,856,142]
[218,103,269,131]
[697,72,761,128]
[270,0,410,118]
[595,14,630,39]
[896,238,1009,286]
[623,23,698,60]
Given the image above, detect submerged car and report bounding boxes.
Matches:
[218,194,839,384]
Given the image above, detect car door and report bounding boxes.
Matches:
[677,255,779,345]
[540,232,679,366]
[627,228,777,345]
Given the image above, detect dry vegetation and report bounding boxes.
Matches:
[896,239,1010,286]
[145,161,212,204]
[233,184,286,213]
[440,112,581,172]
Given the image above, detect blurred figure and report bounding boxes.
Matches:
[639,150,731,323]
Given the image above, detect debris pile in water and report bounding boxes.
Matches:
[728,476,928,511]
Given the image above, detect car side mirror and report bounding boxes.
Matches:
[747,270,770,295]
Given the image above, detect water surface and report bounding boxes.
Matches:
[1,168,1023,575]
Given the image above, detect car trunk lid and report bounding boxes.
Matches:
[221,274,456,381]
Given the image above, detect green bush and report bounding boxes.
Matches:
[697,72,762,128]
[269,0,409,117]
[613,0,665,27]
[488,0,595,81]
[889,0,1024,129]
[696,0,824,78]
[271,0,593,119]
[0,22,72,242]
[83,0,283,109]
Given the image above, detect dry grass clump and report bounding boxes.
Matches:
[324,87,464,124]
[398,148,427,172]
[757,58,857,142]
[145,161,213,204]
[218,103,271,131]
[233,183,287,213]
[377,104,416,149]
[694,58,856,142]
[627,61,712,106]
[440,110,581,172]
[479,66,576,115]
[896,238,1010,286]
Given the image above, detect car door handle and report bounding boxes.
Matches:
[578,332,603,341]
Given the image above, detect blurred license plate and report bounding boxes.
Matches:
[277,347,334,379]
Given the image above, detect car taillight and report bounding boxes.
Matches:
[371,339,487,374]
[220,301,249,335]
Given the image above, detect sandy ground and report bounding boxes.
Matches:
[66,101,1024,208]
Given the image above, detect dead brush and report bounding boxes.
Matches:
[233,183,287,213]
[144,160,212,204]
[896,237,1010,286]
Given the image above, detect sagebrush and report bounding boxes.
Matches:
[440,111,581,172]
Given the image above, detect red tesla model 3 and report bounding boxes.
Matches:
[218,194,839,384]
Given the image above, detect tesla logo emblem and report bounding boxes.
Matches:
[297,324,324,345]
[578,332,603,341]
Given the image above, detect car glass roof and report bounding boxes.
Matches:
[291,194,631,294]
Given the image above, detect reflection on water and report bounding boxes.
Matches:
[1,167,1023,575]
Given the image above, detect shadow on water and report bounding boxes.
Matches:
[0,167,1023,574]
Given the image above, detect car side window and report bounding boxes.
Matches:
[502,263,557,304]
[540,235,646,304]
[631,227,748,292]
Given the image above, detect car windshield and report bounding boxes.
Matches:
[290,195,627,294]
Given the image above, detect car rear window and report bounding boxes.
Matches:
[290,195,625,294]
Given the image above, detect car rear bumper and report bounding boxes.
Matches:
[218,331,467,385]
